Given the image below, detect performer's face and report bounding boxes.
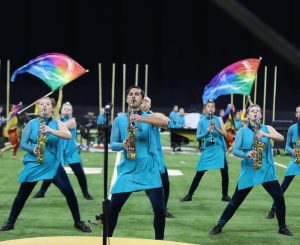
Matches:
[38,98,53,116]
[248,106,262,121]
[296,107,300,120]
[142,97,151,112]
[127,88,143,109]
[61,104,73,117]
[205,102,215,114]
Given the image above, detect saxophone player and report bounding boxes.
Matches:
[181,99,231,202]
[266,105,300,219]
[210,104,293,236]
[109,86,169,240]
[0,97,91,233]
[142,96,174,218]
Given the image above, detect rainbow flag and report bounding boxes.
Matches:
[7,102,23,122]
[11,53,87,91]
[202,58,261,104]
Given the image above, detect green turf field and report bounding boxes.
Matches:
[0,145,299,244]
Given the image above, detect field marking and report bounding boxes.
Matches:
[64,167,102,174]
[274,161,287,169]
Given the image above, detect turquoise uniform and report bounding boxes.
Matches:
[233,124,277,190]
[285,123,300,176]
[196,115,226,171]
[110,111,162,194]
[19,118,63,183]
[234,119,242,131]
[178,115,185,128]
[169,111,179,128]
[61,117,81,165]
[97,114,106,125]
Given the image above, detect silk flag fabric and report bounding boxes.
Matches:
[202,58,261,104]
[11,53,87,91]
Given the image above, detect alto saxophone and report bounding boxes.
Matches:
[252,116,264,170]
[127,98,137,160]
[37,109,47,164]
[294,139,300,164]
[209,112,215,144]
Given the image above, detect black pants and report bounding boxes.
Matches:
[7,164,81,224]
[161,167,170,208]
[217,180,286,229]
[270,175,295,212]
[108,187,165,240]
[187,159,229,197]
[39,162,89,195]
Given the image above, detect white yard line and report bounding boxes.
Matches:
[274,161,287,169]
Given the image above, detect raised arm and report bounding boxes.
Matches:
[131,113,170,128]
[110,118,124,151]
[233,129,249,158]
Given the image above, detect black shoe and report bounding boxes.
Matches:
[32,192,45,198]
[266,211,275,219]
[74,221,92,233]
[278,227,293,236]
[0,221,14,231]
[165,209,175,218]
[221,195,231,202]
[210,225,222,235]
[83,193,94,200]
[181,195,192,201]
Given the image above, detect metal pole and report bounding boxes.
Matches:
[145,64,148,95]
[263,66,267,124]
[122,64,126,113]
[272,66,277,122]
[6,60,10,118]
[111,63,116,119]
[98,63,102,114]
[135,64,139,86]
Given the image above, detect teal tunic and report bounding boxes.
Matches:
[178,115,185,128]
[285,123,300,176]
[233,124,277,190]
[234,119,242,131]
[168,111,179,128]
[61,117,81,165]
[110,112,162,194]
[196,115,226,171]
[19,118,63,183]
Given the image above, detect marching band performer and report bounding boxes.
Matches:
[142,96,175,218]
[32,101,93,200]
[0,97,91,233]
[181,100,231,202]
[210,104,292,236]
[108,86,168,240]
[266,105,300,219]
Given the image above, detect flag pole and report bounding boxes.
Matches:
[98,63,102,114]
[230,94,233,105]
[17,91,54,115]
[111,63,116,119]
[145,64,148,95]
[135,64,139,86]
[272,66,277,122]
[263,66,267,124]
[122,64,126,113]
[6,60,10,118]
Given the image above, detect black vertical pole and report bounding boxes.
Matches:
[101,103,113,245]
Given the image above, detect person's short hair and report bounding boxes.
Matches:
[126,86,145,99]
[246,104,262,114]
[204,99,215,108]
[40,97,55,107]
